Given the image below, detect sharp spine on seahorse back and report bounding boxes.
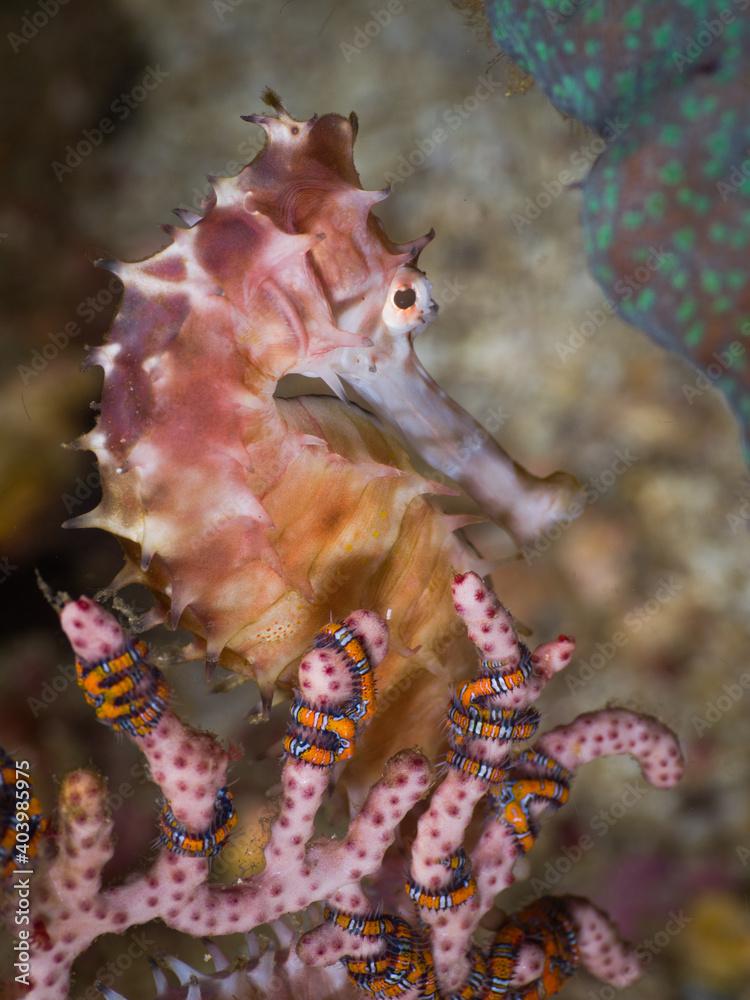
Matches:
[71,89,577,692]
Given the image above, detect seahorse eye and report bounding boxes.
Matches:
[394,288,417,310]
[382,267,437,336]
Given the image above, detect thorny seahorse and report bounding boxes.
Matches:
[70,92,580,793]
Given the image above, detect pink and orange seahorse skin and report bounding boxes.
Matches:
[71,96,578,739]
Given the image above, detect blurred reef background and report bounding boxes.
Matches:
[1,1,749,997]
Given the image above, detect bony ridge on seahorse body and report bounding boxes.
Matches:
[74,89,580,685]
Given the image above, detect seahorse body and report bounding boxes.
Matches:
[72,95,579,719]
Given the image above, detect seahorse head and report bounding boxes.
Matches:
[173,91,438,397]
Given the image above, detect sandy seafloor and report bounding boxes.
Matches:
[1,1,749,997]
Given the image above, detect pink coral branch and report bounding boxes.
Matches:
[450,572,575,685]
[537,709,685,787]
[18,570,683,1000]
[408,771,486,990]
[400,572,576,992]
[471,821,521,912]
[25,597,429,999]
[470,710,685,917]
[316,751,430,878]
[487,900,640,991]
[138,711,230,829]
[297,885,385,967]
[299,900,634,991]
[163,748,429,937]
[384,572,681,999]
[568,897,641,987]
[31,772,115,998]
[511,943,546,985]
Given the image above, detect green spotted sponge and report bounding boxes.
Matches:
[486,0,750,447]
